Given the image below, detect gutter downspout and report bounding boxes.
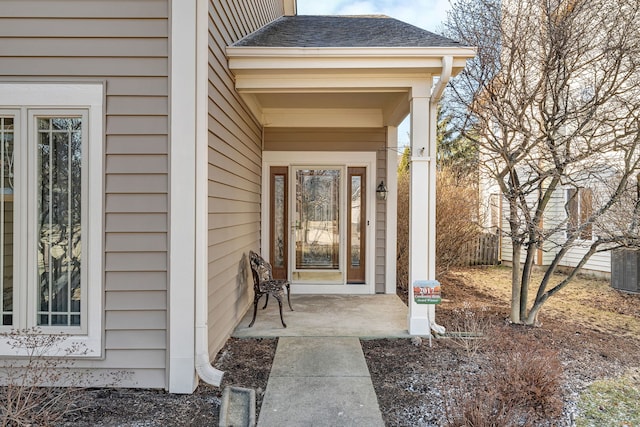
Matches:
[195,0,223,387]
[428,55,453,336]
[431,55,453,104]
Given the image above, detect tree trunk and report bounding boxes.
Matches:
[510,242,522,323]
[525,294,547,326]
[519,241,536,321]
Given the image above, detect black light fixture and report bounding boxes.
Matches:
[376,180,388,201]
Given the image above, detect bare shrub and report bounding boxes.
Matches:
[0,328,127,426]
[397,165,481,301]
[448,302,493,357]
[488,331,564,422]
[396,169,410,301]
[436,168,481,275]
[443,327,564,426]
[443,382,520,427]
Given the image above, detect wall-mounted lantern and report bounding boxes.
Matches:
[376,180,388,201]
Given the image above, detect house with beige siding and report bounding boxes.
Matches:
[0,0,474,393]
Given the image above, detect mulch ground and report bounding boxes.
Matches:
[52,267,640,426]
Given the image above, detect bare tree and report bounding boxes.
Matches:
[443,0,640,324]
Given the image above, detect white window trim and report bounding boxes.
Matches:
[0,83,104,358]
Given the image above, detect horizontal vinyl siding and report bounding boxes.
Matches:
[561,246,611,273]
[0,1,169,388]
[376,145,387,293]
[106,271,167,291]
[0,1,169,17]
[207,0,284,358]
[500,196,522,263]
[2,38,167,57]
[549,189,611,273]
[264,127,387,150]
[500,192,543,265]
[541,190,565,265]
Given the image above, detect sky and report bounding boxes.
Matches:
[297,0,451,33]
[296,0,453,146]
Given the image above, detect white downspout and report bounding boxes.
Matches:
[431,56,453,103]
[195,0,223,387]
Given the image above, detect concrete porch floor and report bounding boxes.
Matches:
[232,294,410,338]
[232,294,407,426]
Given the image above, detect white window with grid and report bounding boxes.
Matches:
[0,84,103,357]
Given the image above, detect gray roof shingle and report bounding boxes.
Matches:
[233,15,463,48]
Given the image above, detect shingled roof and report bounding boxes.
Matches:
[233,15,463,48]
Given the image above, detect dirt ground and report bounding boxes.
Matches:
[56,266,640,426]
[365,266,640,426]
[60,338,277,426]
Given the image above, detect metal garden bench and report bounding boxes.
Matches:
[248,250,293,328]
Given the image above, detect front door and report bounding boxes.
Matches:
[292,167,342,283]
[263,152,375,293]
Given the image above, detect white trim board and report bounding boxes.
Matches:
[168,0,198,394]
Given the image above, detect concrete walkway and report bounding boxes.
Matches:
[257,337,385,427]
[232,294,409,426]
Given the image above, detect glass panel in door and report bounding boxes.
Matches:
[270,167,288,280]
[347,168,366,283]
[293,169,341,280]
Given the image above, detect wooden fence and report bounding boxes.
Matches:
[463,232,500,266]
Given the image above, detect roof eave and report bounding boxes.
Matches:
[226,46,477,76]
[226,45,477,58]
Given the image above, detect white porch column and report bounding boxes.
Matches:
[408,82,436,335]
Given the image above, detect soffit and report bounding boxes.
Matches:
[255,92,406,109]
[226,16,476,127]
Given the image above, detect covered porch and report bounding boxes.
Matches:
[226,15,475,335]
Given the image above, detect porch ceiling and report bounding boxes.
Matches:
[244,89,411,128]
[225,50,474,128]
[226,15,476,128]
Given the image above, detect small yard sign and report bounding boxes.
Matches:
[413,280,441,304]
